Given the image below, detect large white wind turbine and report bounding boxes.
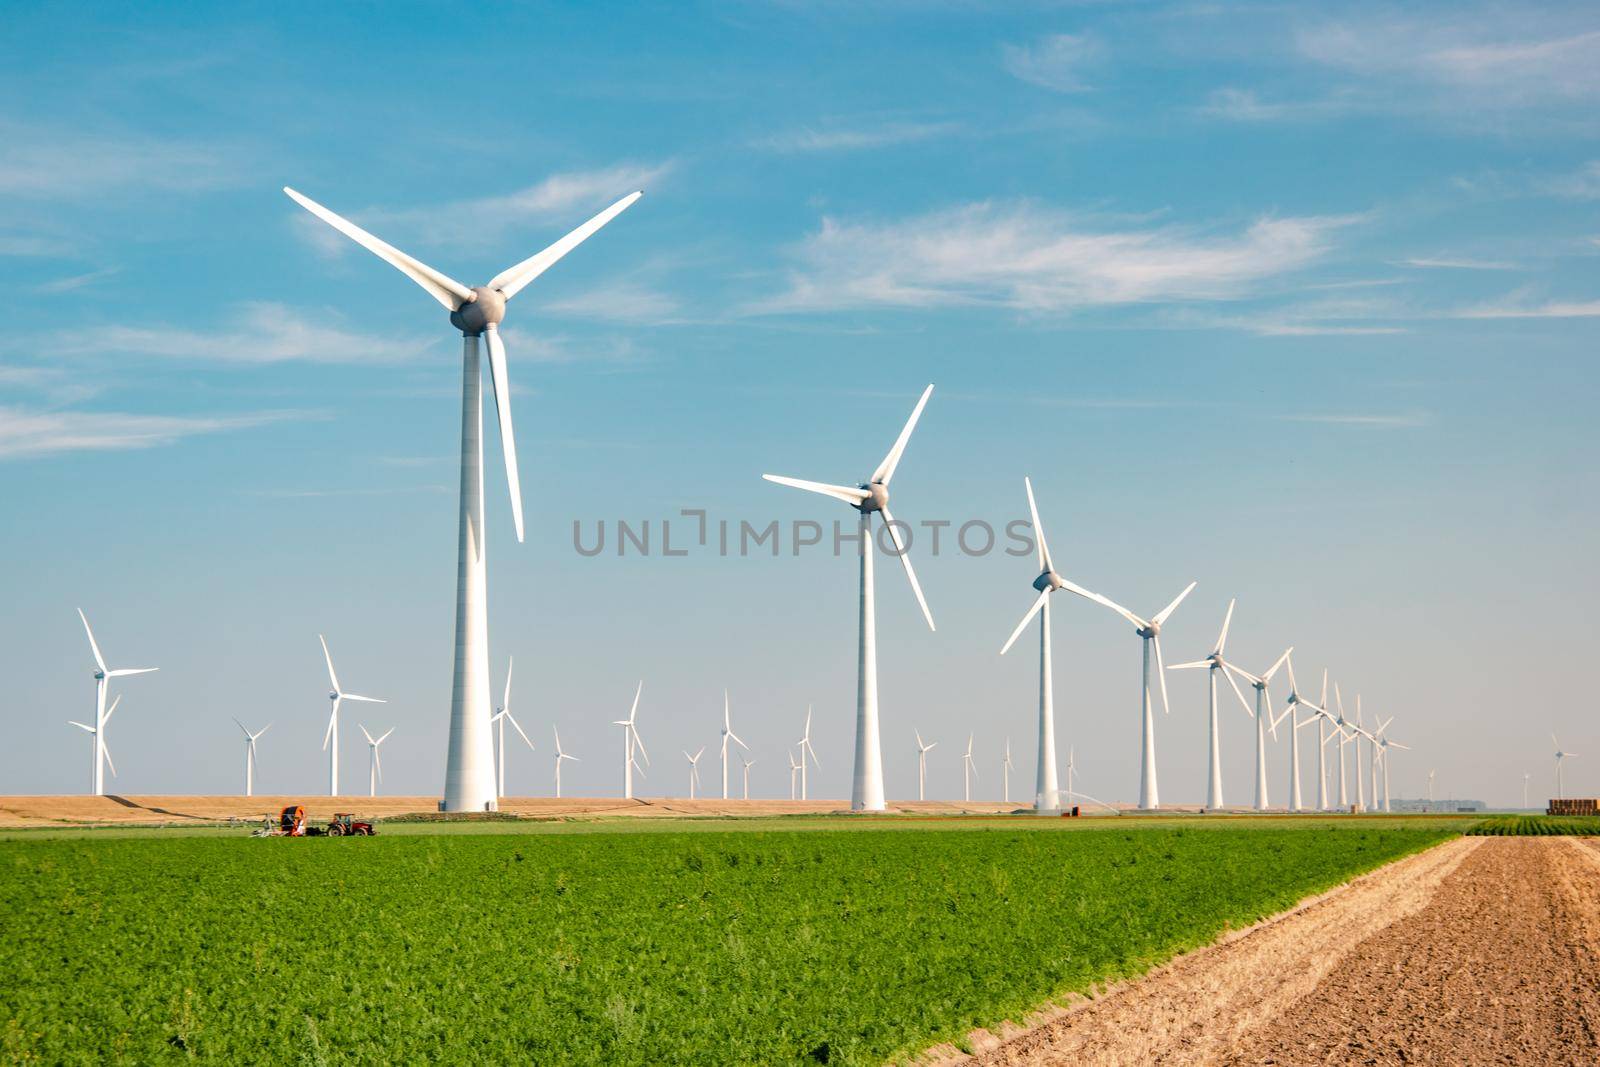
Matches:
[1167,598,1256,810]
[319,635,385,797]
[75,609,157,795]
[1063,581,1197,810]
[762,385,937,812]
[719,691,749,801]
[796,706,819,802]
[612,682,647,799]
[1553,735,1576,800]
[1000,477,1110,812]
[1373,719,1408,811]
[684,746,705,799]
[491,658,535,798]
[1330,683,1359,809]
[233,718,271,797]
[915,729,937,802]
[1271,654,1328,813]
[552,727,579,798]
[1239,648,1292,811]
[68,696,122,793]
[360,724,395,797]
[962,733,978,804]
[285,185,642,812]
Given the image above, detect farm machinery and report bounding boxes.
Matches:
[252,805,377,837]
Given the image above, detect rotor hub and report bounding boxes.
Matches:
[449,286,505,336]
[1033,570,1064,593]
[856,481,888,514]
[1138,624,1158,639]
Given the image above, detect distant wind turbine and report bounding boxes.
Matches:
[915,729,937,802]
[233,718,271,797]
[1427,768,1436,806]
[796,706,819,801]
[491,657,535,798]
[1554,735,1578,799]
[719,691,749,800]
[612,682,647,799]
[285,184,642,811]
[763,384,938,811]
[1002,737,1014,805]
[1373,719,1408,811]
[75,609,157,795]
[684,746,705,799]
[1167,598,1256,810]
[1522,771,1531,810]
[360,724,395,797]
[962,734,978,804]
[1060,579,1198,810]
[552,727,580,798]
[741,756,756,800]
[67,696,123,793]
[1240,648,1292,811]
[1271,653,1329,813]
[788,749,802,800]
[319,635,384,797]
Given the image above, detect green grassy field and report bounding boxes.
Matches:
[1467,814,1600,836]
[0,819,1456,1064]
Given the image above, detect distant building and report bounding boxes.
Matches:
[1387,798,1486,813]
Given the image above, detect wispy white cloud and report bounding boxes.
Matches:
[0,233,73,257]
[542,280,681,324]
[1399,256,1517,271]
[755,120,959,153]
[242,484,451,498]
[1453,297,1600,319]
[0,406,305,459]
[1002,34,1102,93]
[1538,160,1600,200]
[0,118,242,198]
[752,202,1358,314]
[1274,411,1432,427]
[1197,87,1350,122]
[35,267,121,294]
[54,303,429,364]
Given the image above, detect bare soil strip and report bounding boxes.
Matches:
[955,837,1600,1066]
[946,837,1480,1066]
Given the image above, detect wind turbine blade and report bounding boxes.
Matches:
[1153,636,1172,716]
[1222,665,1254,718]
[1389,741,1411,751]
[1151,581,1197,627]
[761,474,869,506]
[999,590,1050,655]
[1216,598,1235,653]
[629,681,643,724]
[729,731,749,751]
[282,187,474,310]
[107,667,158,678]
[378,727,394,745]
[483,326,526,543]
[804,739,819,766]
[343,694,386,704]
[1023,476,1051,572]
[506,714,534,752]
[103,695,122,724]
[319,635,340,692]
[77,608,107,673]
[871,384,934,485]
[1057,579,1145,629]
[68,720,95,733]
[1319,668,1329,709]
[877,508,935,631]
[100,737,116,779]
[375,746,383,782]
[1284,653,1299,697]
[489,190,644,301]
[322,701,339,750]
[1166,660,1211,670]
[633,729,650,767]
[360,724,375,744]
[1263,647,1293,684]
[503,656,514,714]
[233,717,250,737]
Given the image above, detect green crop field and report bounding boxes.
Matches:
[1468,815,1600,836]
[1,820,1454,1065]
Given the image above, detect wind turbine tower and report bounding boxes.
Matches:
[318,635,384,797]
[234,719,271,797]
[360,725,395,797]
[719,691,749,800]
[75,609,157,795]
[285,185,642,811]
[1168,598,1256,810]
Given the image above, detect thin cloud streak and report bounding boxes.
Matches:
[1002,34,1102,93]
[0,407,308,459]
[755,121,960,153]
[54,303,431,364]
[1274,411,1433,428]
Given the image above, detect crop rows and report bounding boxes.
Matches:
[1467,815,1600,837]
[0,823,1451,1064]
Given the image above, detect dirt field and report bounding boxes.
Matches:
[948,836,1600,1066]
[0,794,1039,827]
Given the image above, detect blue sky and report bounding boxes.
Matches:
[2,2,1596,807]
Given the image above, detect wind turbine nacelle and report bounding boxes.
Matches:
[449,287,505,335]
[857,482,889,513]
[1033,571,1064,593]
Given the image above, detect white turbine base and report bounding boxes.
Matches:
[852,522,886,812]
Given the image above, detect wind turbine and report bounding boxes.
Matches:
[915,729,937,801]
[1271,654,1328,813]
[788,750,802,800]
[1239,648,1292,811]
[796,706,819,802]
[1167,598,1256,810]
[684,746,705,799]
[719,691,749,800]
[962,734,978,804]
[318,635,385,797]
[1002,737,1015,805]
[1427,768,1436,806]
[1330,683,1359,810]
[1522,771,1531,810]
[552,727,579,799]
[75,609,157,795]
[1554,735,1577,799]
[611,683,649,799]
[741,756,756,800]
[762,384,937,811]
[360,724,394,797]
[1373,720,1408,811]
[67,695,123,793]
[1065,744,1076,806]
[491,658,534,798]
[1310,672,1338,811]
[233,718,271,797]
[1354,695,1371,811]
[285,185,642,812]
[1059,579,1197,810]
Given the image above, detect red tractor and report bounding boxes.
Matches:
[326,812,376,836]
